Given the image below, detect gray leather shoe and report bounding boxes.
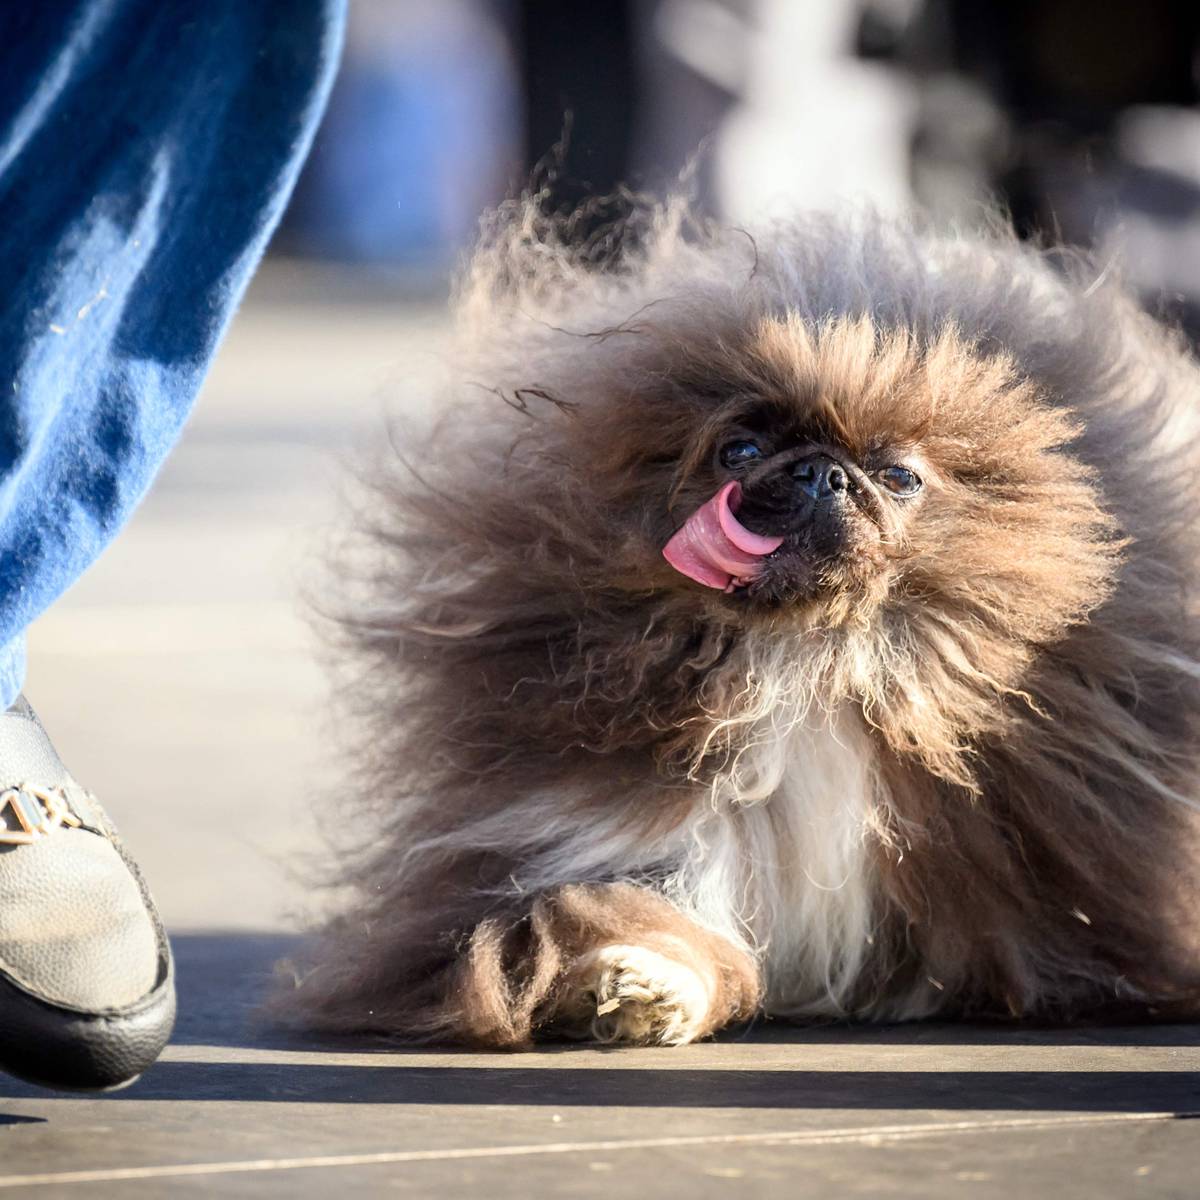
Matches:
[0,696,174,1090]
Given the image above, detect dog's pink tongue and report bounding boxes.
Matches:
[663,481,784,590]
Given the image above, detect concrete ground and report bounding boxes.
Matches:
[0,265,1196,1195]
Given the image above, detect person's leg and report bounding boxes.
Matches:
[0,0,344,1090]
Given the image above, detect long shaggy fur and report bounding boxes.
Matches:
[282,198,1200,1045]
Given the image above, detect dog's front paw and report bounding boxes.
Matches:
[563,944,715,1045]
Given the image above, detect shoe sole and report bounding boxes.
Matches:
[0,967,176,1091]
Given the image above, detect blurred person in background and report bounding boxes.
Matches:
[282,0,518,277]
[896,0,1200,340]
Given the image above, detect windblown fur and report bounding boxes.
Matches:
[284,198,1200,1045]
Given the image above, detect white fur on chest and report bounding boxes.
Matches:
[664,708,881,1015]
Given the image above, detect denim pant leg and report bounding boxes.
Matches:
[0,0,344,707]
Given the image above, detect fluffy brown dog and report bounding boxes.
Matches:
[285,199,1200,1046]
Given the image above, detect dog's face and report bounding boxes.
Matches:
[676,416,926,609]
[624,314,1118,640]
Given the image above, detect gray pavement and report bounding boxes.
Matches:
[0,265,1197,1195]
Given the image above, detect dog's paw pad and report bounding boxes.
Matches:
[572,944,713,1045]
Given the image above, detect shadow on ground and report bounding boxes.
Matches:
[1,932,1196,1112]
[111,1062,1200,1111]
[169,932,1200,1048]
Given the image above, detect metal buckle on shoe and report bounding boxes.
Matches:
[0,785,84,844]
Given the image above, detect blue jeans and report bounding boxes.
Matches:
[0,0,344,706]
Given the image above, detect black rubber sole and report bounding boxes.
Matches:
[0,968,176,1092]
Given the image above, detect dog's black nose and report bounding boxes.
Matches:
[792,455,847,499]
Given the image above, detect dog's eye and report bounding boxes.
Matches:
[877,465,922,497]
[720,440,764,469]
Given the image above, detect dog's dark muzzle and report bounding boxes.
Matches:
[792,453,849,501]
[734,448,873,544]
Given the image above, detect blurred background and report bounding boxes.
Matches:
[26,0,1200,934]
[280,0,1200,331]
